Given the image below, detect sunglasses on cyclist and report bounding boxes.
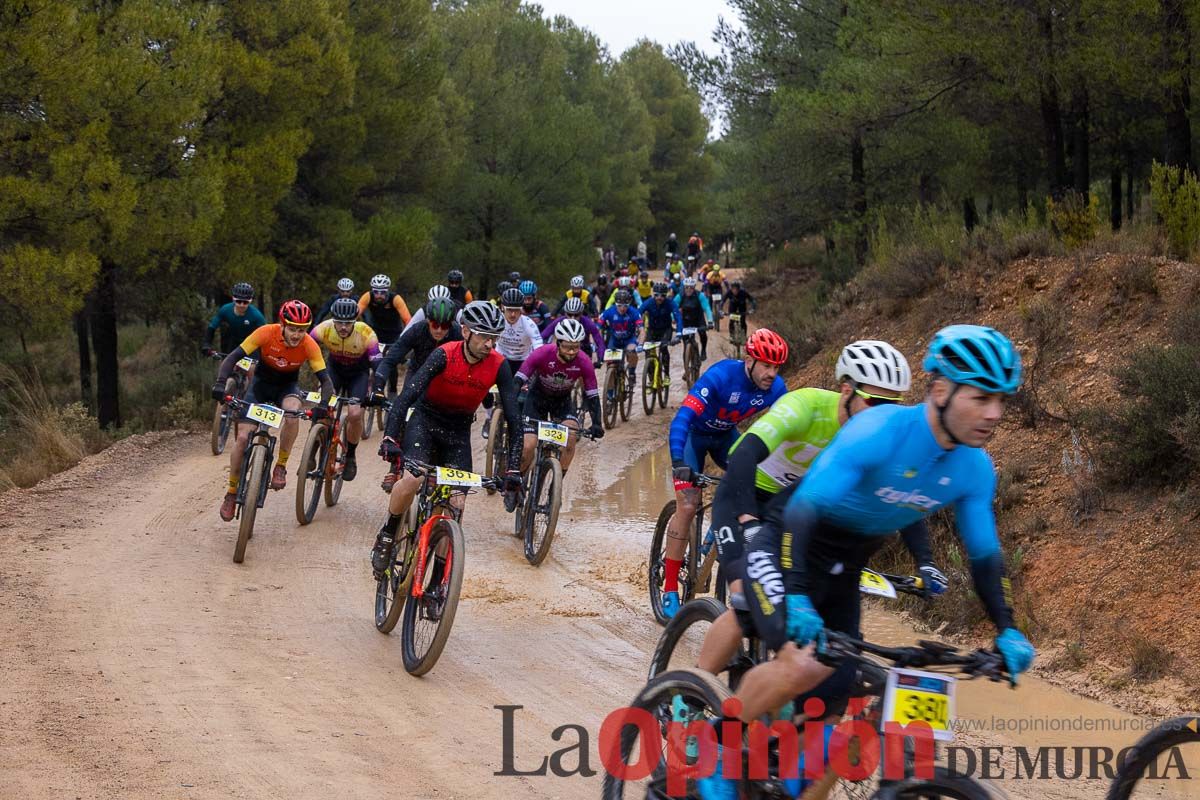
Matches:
[428,320,450,332]
[234,299,251,306]
[854,385,904,407]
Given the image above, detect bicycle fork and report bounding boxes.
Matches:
[411,513,454,599]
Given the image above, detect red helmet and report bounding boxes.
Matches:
[278,299,313,327]
[746,328,789,365]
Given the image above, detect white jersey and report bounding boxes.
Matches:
[497,314,543,361]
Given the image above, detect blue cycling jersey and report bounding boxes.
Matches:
[600,305,642,345]
[638,297,682,334]
[206,302,266,349]
[669,359,787,462]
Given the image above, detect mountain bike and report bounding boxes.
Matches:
[728,313,747,357]
[294,392,357,525]
[648,474,722,626]
[602,631,1008,800]
[513,418,597,566]
[373,459,502,676]
[484,387,510,496]
[709,289,723,331]
[1107,715,1200,799]
[602,346,636,429]
[680,328,702,388]
[222,397,308,563]
[209,353,254,455]
[641,339,674,415]
[363,342,396,440]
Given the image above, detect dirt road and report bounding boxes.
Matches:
[0,332,1158,800]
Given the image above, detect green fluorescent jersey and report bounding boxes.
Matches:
[731,387,842,494]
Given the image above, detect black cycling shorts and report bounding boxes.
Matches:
[646,326,673,343]
[483,358,526,410]
[330,364,370,400]
[242,376,303,418]
[401,404,473,472]
[710,481,796,579]
[522,388,577,433]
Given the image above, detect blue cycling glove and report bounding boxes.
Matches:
[785,594,824,646]
[995,628,1036,684]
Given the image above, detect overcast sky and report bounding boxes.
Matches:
[533,0,739,60]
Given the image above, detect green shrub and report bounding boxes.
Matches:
[1149,160,1200,260]
[1047,191,1101,248]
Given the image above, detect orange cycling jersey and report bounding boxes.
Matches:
[240,324,327,376]
[309,320,380,368]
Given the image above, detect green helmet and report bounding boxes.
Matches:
[425,297,456,325]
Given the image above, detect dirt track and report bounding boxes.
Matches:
[0,330,1160,800]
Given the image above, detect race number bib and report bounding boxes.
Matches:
[681,327,698,336]
[435,467,482,487]
[882,668,956,742]
[305,391,337,407]
[859,569,898,599]
[236,357,254,371]
[537,421,569,445]
[246,403,283,429]
[711,293,722,303]
[729,314,742,323]
[642,341,659,351]
[604,349,624,362]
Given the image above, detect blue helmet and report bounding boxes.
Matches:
[922,325,1022,395]
[519,280,538,297]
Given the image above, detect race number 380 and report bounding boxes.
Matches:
[882,668,956,742]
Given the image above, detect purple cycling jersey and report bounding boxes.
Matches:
[516,343,599,398]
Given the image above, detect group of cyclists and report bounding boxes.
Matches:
[203,248,1036,799]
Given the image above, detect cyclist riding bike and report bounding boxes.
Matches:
[552,275,597,317]
[446,269,473,309]
[358,274,412,394]
[659,329,789,618]
[704,262,728,297]
[722,280,756,318]
[598,289,643,396]
[515,320,605,474]
[202,282,266,356]
[634,269,654,299]
[696,341,935,676]
[314,277,357,324]
[664,232,679,263]
[481,287,543,437]
[401,285,455,334]
[210,300,334,521]
[519,280,552,328]
[676,277,714,361]
[686,231,704,260]
[308,298,382,481]
[591,273,613,313]
[699,326,1037,799]
[540,297,604,362]
[374,296,463,493]
[604,275,642,310]
[637,282,682,381]
[370,301,524,579]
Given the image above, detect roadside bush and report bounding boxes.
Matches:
[1047,191,1101,248]
[1110,258,1159,304]
[978,205,1056,263]
[1149,160,1200,260]
[1128,637,1173,682]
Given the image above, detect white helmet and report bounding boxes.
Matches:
[836,340,911,393]
[564,297,585,315]
[570,275,585,289]
[554,318,587,343]
[370,274,391,290]
[683,277,696,288]
[337,277,354,292]
[428,284,451,301]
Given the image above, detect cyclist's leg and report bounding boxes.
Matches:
[224,380,261,501]
[520,390,541,473]
[695,480,753,674]
[341,369,368,446]
[386,406,433,519]
[624,341,638,378]
[663,429,707,589]
[276,382,305,467]
[557,397,581,472]
[699,327,709,359]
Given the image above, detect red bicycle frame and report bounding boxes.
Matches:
[410,512,455,599]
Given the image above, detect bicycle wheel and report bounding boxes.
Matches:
[209,377,238,455]
[1107,716,1200,800]
[234,444,267,563]
[685,344,701,388]
[600,668,731,800]
[642,358,657,415]
[648,597,731,679]
[400,518,466,676]
[620,367,633,421]
[362,400,375,440]
[488,410,507,496]
[873,769,994,800]
[295,423,327,525]
[657,353,671,407]
[375,503,418,634]
[648,501,698,626]
[524,457,562,566]
[514,461,530,538]
[603,367,619,429]
[323,428,346,508]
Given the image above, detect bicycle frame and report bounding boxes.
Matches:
[236,425,278,512]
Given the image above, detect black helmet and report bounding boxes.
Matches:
[330,297,359,322]
[231,282,254,300]
[597,273,609,285]
[501,288,524,308]
[652,282,668,296]
[497,280,512,295]
[461,300,504,335]
[508,271,522,283]
[425,297,456,325]
[614,290,633,306]
[448,268,464,284]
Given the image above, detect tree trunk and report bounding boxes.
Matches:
[1039,11,1069,198]
[1071,88,1090,195]
[1017,169,1029,211]
[1162,0,1194,172]
[918,173,934,206]
[1125,167,1135,219]
[963,197,979,232]
[90,261,121,429]
[1110,166,1122,231]
[850,132,867,265]
[480,203,495,301]
[74,309,93,409]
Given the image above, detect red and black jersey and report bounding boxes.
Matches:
[424,341,503,415]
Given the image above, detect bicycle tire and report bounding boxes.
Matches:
[657,354,670,406]
[620,366,633,420]
[234,444,266,563]
[485,407,505,496]
[323,427,345,507]
[648,501,699,626]
[1106,716,1200,800]
[362,400,375,439]
[295,423,327,525]
[524,457,562,566]
[400,518,466,676]
[375,503,418,634]
[603,367,619,429]
[648,596,729,681]
[642,357,657,415]
[210,377,239,455]
[873,769,994,800]
[515,458,530,539]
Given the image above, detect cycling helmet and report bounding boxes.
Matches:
[501,287,525,308]
[554,318,587,343]
[746,328,789,365]
[370,274,391,291]
[231,282,254,300]
[836,340,911,393]
[425,296,456,325]
[278,299,313,327]
[923,324,1022,395]
[597,273,609,286]
[508,271,522,283]
[683,277,696,288]
[614,290,633,306]
[497,280,512,295]
[617,276,632,288]
[639,270,649,278]
[461,300,505,335]
[337,277,354,293]
[570,275,585,290]
[447,269,464,283]
[428,284,451,301]
[564,297,585,315]
[731,280,742,288]
[519,280,538,297]
[652,282,668,296]
[330,297,359,322]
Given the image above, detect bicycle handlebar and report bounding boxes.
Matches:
[817,630,1009,682]
[401,458,503,490]
[221,396,311,419]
